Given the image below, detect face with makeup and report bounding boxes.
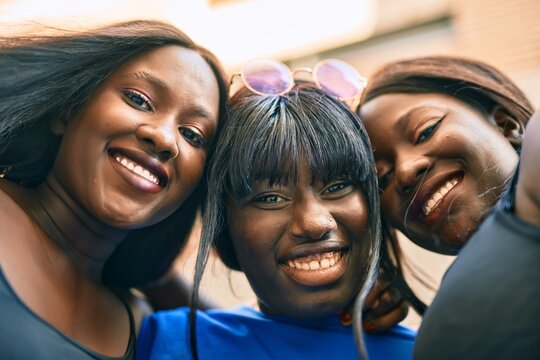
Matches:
[360,93,520,254]
[227,165,371,320]
[51,45,220,228]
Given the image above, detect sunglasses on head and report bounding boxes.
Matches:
[231,58,367,110]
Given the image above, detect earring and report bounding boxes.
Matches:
[0,165,11,178]
[340,309,352,326]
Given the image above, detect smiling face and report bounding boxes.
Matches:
[51,45,220,228]
[227,165,371,320]
[360,93,519,254]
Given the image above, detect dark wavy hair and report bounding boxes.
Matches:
[0,20,229,287]
[190,83,380,359]
[358,55,535,314]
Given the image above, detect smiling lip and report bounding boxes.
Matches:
[108,148,169,194]
[408,171,463,227]
[280,243,349,287]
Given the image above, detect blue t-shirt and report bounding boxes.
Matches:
[137,306,415,359]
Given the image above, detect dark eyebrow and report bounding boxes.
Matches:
[190,106,213,120]
[133,71,169,91]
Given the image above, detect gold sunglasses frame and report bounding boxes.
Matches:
[230,58,368,111]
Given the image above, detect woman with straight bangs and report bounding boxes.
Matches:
[138,82,416,360]
[357,56,540,358]
[0,20,227,359]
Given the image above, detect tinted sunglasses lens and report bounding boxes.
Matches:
[315,60,365,99]
[242,59,292,95]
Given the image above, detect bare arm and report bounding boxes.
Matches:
[515,109,540,226]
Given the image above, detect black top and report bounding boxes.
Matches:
[414,202,540,359]
[0,267,135,360]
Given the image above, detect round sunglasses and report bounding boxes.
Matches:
[232,58,368,110]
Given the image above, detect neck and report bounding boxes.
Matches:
[26,176,129,282]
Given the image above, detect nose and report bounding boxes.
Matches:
[288,198,337,241]
[135,116,179,160]
[395,155,431,194]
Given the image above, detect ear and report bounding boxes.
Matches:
[50,117,67,135]
[491,106,524,147]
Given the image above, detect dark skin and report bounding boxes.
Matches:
[356,92,527,326]
[0,179,131,355]
[227,165,371,320]
[362,275,409,331]
[143,173,407,329]
[360,93,522,254]
[0,45,220,356]
[143,261,408,331]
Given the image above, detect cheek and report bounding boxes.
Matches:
[228,212,283,264]
[52,123,102,188]
[173,150,207,190]
[341,193,371,240]
[380,194,406,231]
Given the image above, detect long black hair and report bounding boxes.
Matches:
[0,20,229,287]
[358,55,535,315]
[191,83,381,359]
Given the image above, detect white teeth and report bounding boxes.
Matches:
[320,259,330,269]
[422,179,459,216]
[285,251,342,271]
[114,155,160,185]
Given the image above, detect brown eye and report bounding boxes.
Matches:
[180,127,205,148]
[251,192,289,210]
[324,182,350,194]
[255,194,283,204]
[124,89,153,111]
[416,117,444,144]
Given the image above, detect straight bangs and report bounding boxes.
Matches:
[223,87,374,201]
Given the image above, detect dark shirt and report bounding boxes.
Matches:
[414,204,540,359]
[0,266,135,360]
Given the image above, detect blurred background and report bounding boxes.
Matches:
[2,0,538,328]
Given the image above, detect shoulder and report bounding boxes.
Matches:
[140,306,192,335]
[0,180,35,262]
[137,306,258,359]
[414,212,540,359]
[0,180,31,226]
[137,307,191,359]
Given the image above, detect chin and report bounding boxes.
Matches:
[92,203,148,229]
[290,296,351,320]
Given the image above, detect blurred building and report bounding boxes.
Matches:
[291,0,540,106]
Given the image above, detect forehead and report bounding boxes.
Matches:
[360,92,481,134]
[361,93,457,121]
